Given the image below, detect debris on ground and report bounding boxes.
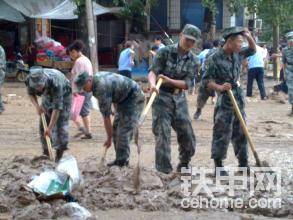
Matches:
[0,155,292,219]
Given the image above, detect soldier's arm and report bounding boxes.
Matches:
[103,116,112,148]
[161,56,198,90]
[202,57,231,92]
[148,47,168,88]
[48,110,60,130]
[240,30,256,58]
[159,74,189,90]
[29,95,45,115]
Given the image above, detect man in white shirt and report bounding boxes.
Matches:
[246,45,268,100]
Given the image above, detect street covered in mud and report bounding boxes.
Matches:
[0,78,292,219]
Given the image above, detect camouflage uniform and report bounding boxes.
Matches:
[202,45,256,163]
[283,32,293,109]
[150,24,200,174]
[26,68,72,153]
[0,45,6,113]
[91,72,145,163]
[196,48,219,110]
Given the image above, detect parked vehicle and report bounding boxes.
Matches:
[5,53,29,82]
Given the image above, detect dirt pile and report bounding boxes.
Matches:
[0,156,292,219]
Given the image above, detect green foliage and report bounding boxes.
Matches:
[202,0,218,15]
[112,0,157,33]
[257,0,293,26]
[72,0,86,15]
[113,0,157,19]
[226,0,293,41]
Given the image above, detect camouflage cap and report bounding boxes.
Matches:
[74,71,90,92]
[182,24,201,41]
[28,67,47,89]
[222,26,245,40]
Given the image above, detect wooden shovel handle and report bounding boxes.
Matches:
[227,90,261,166]
[102,146,108,159]
[41,113,55,161]
[138,78,163,125]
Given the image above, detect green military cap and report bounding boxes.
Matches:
[182,24,201,41]
[222,26,245,40]
[74,71,90,92]
[28,67,47,89]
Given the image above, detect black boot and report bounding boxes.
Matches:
[43,148,49,157]
[238,159,250,174]
[193,108,202,120]
[176,162,190,173]
[107,159,129,167]
[55,148,65,163]
[214,159,228,176]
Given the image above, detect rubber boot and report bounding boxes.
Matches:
[193,108,202,120]
[55,148,65,163]
[214,159,228,176]
[176,162,190,173]
[107,159,129,167]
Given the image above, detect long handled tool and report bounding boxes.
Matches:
[41,113,55,161]
[227,90,268,167]
[99,146,108,166]
[133,78,163,192]
[138,78,163,126]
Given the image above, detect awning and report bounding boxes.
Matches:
[3,0,121,20]
[0,0,25,22]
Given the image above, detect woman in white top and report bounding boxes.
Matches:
[67,40,93,139]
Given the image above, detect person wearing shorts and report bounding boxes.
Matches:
[67,40,93,139]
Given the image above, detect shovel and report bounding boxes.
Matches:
[138,78,163,125]
[227,90,269,167]
[99,146,108,166]
[41,113,55,161]
[133,78,163,192]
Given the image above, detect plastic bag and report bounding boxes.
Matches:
[27,156,81,197]
[27,171,69,196]
[57,202,92,220]
[91,96,99,111]
[56,155,82,192]
[71,94,85,121]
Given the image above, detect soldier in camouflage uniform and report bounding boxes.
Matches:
[25,68,72,162]
[201,27,256,175]
[194,40,221,120]
[282,31,293,116]
[74,71,145,167]
[148,24,200,174]
[0,45,6,114]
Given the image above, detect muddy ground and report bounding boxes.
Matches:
[0,77,292,220]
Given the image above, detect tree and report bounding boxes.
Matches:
[113,0,157,38]
[73,0,89,56]
[257,0,293,79]
[202,0,217,43]
[227,0,293,80]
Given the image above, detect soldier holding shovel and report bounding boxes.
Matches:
[148,24,201,174]
[25,68,72,162]
[201,27,256,175]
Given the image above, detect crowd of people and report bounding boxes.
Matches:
[0,25,292,176]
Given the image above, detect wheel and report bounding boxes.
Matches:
[16,71,27,82]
